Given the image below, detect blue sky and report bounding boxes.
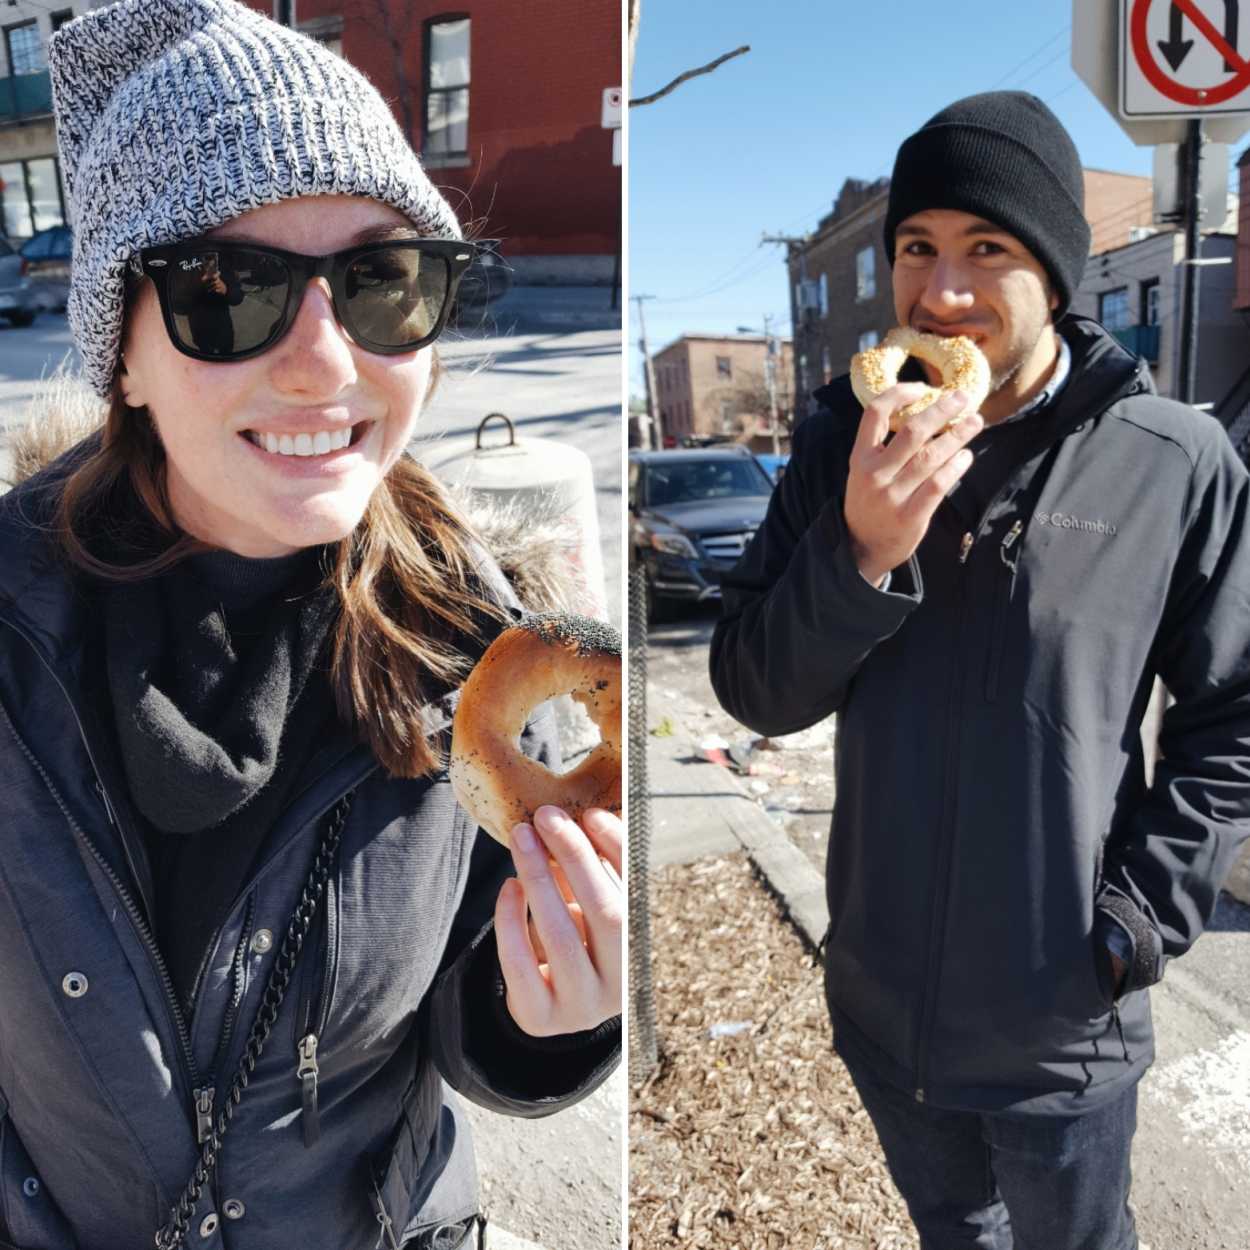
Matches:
[627,0,1249,395]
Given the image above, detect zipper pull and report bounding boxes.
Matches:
[958,532,973,564]
[298,1033,321,1147]
[370,1186,400,1250]
[94,779,116,826]
[193,1086,215,1145]
[999,519,1024,569]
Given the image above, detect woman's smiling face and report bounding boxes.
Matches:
[119,195,435,557]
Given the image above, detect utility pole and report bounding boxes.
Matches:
[1177,119,1203,407]
[634,294,662,450]
[739,314,782,454]
[762,312,780,456]
[762,232,810,428]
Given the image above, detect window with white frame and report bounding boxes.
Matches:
[716,355,732,379]
[856,247,876,300]
[818,272,829,317]
[424,17,470,161]
[1141,278,1161,326]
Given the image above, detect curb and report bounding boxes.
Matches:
[646,732,829,950]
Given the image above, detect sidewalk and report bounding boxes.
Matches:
[642,715,1250,1250]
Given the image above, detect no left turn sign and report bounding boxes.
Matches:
[1121,0,1250,117]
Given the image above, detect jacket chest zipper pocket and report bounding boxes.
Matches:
[985,520,1022,702]
[295,870,338,1148]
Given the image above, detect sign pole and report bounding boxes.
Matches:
[1178,116,1204,405]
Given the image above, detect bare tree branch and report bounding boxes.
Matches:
[629,45,750,108]
[346,0,420,141]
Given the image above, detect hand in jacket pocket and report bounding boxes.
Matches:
[494,805,622,1037]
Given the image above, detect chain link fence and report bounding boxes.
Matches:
[628,565,658,1082]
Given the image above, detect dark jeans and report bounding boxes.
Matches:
[842,1053,1139,1250]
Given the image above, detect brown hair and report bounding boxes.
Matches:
[52,370,506,778]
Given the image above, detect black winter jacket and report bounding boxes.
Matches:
[0,451,619,1249]
[710,317,1250,1117]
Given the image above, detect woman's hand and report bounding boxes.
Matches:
[494,805,623,1037]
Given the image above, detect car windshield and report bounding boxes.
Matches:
[645,458,771,507]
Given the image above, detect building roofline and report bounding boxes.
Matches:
[653,332,792,354]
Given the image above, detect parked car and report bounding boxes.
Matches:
[20,224,72,313]
[755,452,790,483]
[0,233,37,327]
[630,446,773,619]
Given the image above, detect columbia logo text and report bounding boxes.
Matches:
[1035,511,1117,536]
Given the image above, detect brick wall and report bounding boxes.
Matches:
[240,0,619,257]
[653,337,794,444]
[1082,170,1154,256]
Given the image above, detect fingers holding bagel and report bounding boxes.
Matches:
[845,387,983,586]
[496,809,622,1037]
[891,403,983,496]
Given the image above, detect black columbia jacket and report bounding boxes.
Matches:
[710,316,1250,1117]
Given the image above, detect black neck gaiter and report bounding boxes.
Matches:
[101,544,339,1009]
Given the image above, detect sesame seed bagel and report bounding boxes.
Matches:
[450,613,622,846]
[850,327,991,431]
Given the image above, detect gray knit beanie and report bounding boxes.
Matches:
[49,0,462,397]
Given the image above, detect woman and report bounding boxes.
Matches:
[0,3,621,1248]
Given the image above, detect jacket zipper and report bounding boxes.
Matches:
[193,895,258,1144]
[0,675,202,1105]
[295,871,337,1147]
[913,491,1020,1103]
[984,520,1023,702]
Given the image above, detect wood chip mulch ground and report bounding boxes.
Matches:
[629,853,919,1250]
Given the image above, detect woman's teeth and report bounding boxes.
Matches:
[247,427,355,456]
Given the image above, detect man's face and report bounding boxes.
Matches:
[891,209,1059,396]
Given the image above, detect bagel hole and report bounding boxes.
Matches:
[540,693,603,770]
[897,356,927,384]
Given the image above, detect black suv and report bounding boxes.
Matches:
[630,446,773,618]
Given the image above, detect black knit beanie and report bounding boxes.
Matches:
[884,91,1091,317]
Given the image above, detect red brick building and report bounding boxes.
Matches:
[241,1,620,278]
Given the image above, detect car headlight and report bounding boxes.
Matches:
[648,531,699,558]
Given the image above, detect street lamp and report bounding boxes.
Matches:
[737,319,781,456]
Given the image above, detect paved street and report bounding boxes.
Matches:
[642,606,1250,1250]
[0,313,624,1250]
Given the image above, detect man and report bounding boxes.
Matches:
[709,91,1250,1250]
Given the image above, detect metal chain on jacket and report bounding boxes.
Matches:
[154,791,356,1249]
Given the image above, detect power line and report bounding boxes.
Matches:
[1015,45,1072,91]
[986,25,1071,91]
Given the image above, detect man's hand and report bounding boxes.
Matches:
[495,805,622,1037]
[844,383,984,586]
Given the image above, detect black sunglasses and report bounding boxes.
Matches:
[132,237,476,363]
